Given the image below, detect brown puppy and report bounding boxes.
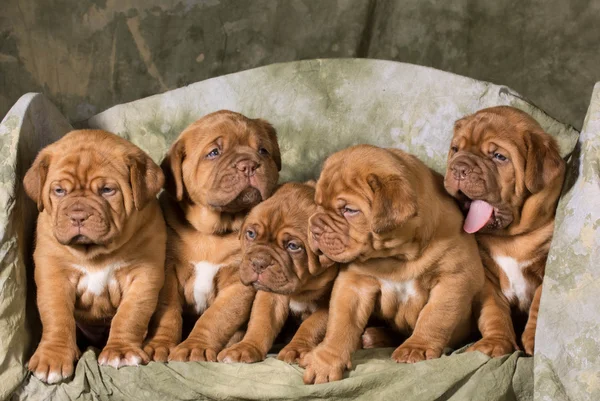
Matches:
[24,130,165,383]
[143,110,281,362]
[444,106,566,356]
[302,145,484,384]
[216,183,338,364]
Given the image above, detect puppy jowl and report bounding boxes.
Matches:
[24,129,166,383]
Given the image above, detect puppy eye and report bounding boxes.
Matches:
[246,229,256,240]
[342,207,359,216]
[258,147,269,156]
[493,152,507,162]
[100,187,116,196]
[286,242,302,252]
[54,187,66,197]
[207,148,220,159]
[451,146,459,153]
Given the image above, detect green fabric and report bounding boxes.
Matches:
[0,59,586,400]
[534,83,600,401]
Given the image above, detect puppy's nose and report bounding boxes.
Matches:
[236,159,259,176]
[69,210,89,226]
[251,255,271,273]
[452,161,472,180]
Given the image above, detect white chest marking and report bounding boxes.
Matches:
[493,255,532,309]
[71,262,126,296]
[192,261,222,314]
[289,300,317,315]
[379,279,417,303]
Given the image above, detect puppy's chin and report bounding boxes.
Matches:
[209,187,262,213]
[251,281,298,295]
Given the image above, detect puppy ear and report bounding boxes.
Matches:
[161,140,186,201]
[303,179,317,188]
[307,248,336,276]
[524,132,565,194]
[23,150,51,212]
[256,119,281,171]
[368,174,417,234]
[129,151,164,210]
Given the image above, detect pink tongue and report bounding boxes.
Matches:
[464,200,494,233]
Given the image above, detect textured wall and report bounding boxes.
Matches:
[1,0,599,129]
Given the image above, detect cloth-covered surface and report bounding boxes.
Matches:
[0,59,586,400]
[534,84,600,401]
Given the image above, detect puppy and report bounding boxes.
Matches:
[216,183,338,364]
[444,106,566,356]
[302,145,484,384]
[143,110,281,362]
[24,130,165,383]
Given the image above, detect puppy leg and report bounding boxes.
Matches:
[169,282,256,362]
[218,292,289,363]
[29,268,80,384]
[393,276,474,363]
[522,284,542,355]
[98,267,163,368]
[301,271,379,384]
[361,326,401,349]
[278,308,328,364]
[467,279,518,357]
[143,269,183,362]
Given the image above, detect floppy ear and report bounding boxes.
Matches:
[306,247,336,276]
[256,119,282,171]
[23,150,51,212]
[524,132,566,194]
[129,151,164,210]
[368,174,417,234]
[160,140,186,201]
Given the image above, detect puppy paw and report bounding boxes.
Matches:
[143,340,175,362]
[361,327,398,349]
[521,329,535,356]
[168,340,219,362]
[301,346,351,384]
[98,344,149,368]
[28,343,80,384]
[467,337,518,358]
[277,342,314,364]
[392,340,442,363]
[217,342,264,363]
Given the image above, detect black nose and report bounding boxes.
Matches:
[251,255,271,273]
[236,159,258,176]
[452,161,472,180]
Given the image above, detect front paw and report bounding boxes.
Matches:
[98,344,149,368]
[28,343,80,384]
[522,329,535,356]
[217,342,264,363]
[168,340,219,362]
[301,346,351,384]
[277,342,314,364]
[392,340,442,363]
[143,340,176,362]
[467,337,518,358]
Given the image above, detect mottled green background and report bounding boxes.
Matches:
[1,0,599,129]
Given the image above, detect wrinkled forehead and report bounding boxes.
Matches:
[185,118,270,149]
[48,150,125,183]
[454,114,528,149]
[316,169,367,209]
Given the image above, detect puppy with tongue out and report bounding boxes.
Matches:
[444,106,566,356]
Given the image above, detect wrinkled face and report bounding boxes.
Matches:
[239,184,326,294]
[308,146,417,263]
[162,111,281,213]
[444,107,565,234]
[45,154,130,247]
[23,130,163,255]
